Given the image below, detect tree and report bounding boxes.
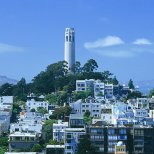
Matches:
[76,135,97,154]
[32,144,42,152]
[13,78,27,101]
[42,119,56,142]
[73,91,92,101]
[11,102,21,123]
[83,59,98,72]
[73,61,82,74]
[0,137,8,147]
[128,79,135,90]
[83,110,92,125]
[0,83,14,96]
[49,139,59,145]
[32,61,68,94]
[112,76,119,85]
[45,93,58,105]
[149,89,154,97]
[0,147,6,154]
[30,108,36,112]
[101,70,113,83]
[84,110,90,117]
[37,107,48,114]
[52,106,72,120]
[127,91,142,99]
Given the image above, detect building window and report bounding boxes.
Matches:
[72,36,74,42]
[66,36,68,42]
[69,36,72,42]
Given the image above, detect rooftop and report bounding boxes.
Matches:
[46,145,65,148]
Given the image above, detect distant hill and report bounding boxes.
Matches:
[0,75,18,85]
[134,80,154,95]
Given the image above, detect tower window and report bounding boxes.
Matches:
[69,36,72,42]
[72,36,74,42]
[66,36,68,42]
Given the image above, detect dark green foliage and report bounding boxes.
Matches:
[73,61,82,74]
[32,144,42,152]
[0,147,5,154]
[48,139,59,145]
[0,136,8,154]
[73,91,92,101]
[149,89,154,97]
[128,79,135,90]
[76,135,97,154]
[13,78,28,101]
[84,110,90,117]
[52,106,72,120]
[83,110,92,125]
[37,107,48,114]
[0,83,13,96]
[112,76,119,85]
[0,137,8,147]
[42,119,56,142]
[32,61,68,94]
[83,59,98,72]
[30,108,36,112]
[11,102,21,123]
[45,93,58,105]
[127,91,142,99]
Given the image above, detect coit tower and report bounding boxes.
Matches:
[64,28,75,72]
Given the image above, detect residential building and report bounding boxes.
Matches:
[0,96,13,106]
[0,96,13,114]
[70,97,101,118]
[69,114,85,128]
[130,126,154,154]
[101,104,112,124]
[89,126,105,153]
[76,79,94,92]
[26,98,48,112]
[105,84,114,99]
[64,128,86,154]
[88,126,128,154]
[53,120,68,142]
[94,80,105,97]
[8,132,39,152]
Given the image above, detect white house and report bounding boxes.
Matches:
[76,79,95,92]
[26,98,48,112]
[53,120,68,142]
[70,97,101,118]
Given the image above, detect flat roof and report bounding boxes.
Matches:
[9,132,36,137]
[64,128,85,132]
[46,145,65,148]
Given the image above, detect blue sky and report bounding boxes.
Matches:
[0,0,154,83]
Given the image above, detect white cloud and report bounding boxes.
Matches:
[84,36,154,58]
[0,43,24,53]
[133,38,152,45]
[84,36,124,49]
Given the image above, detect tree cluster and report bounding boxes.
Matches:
[0,59,117,102]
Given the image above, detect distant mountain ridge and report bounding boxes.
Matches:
[0,75,18,85]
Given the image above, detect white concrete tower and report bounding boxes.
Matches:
[64,28,75,72]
